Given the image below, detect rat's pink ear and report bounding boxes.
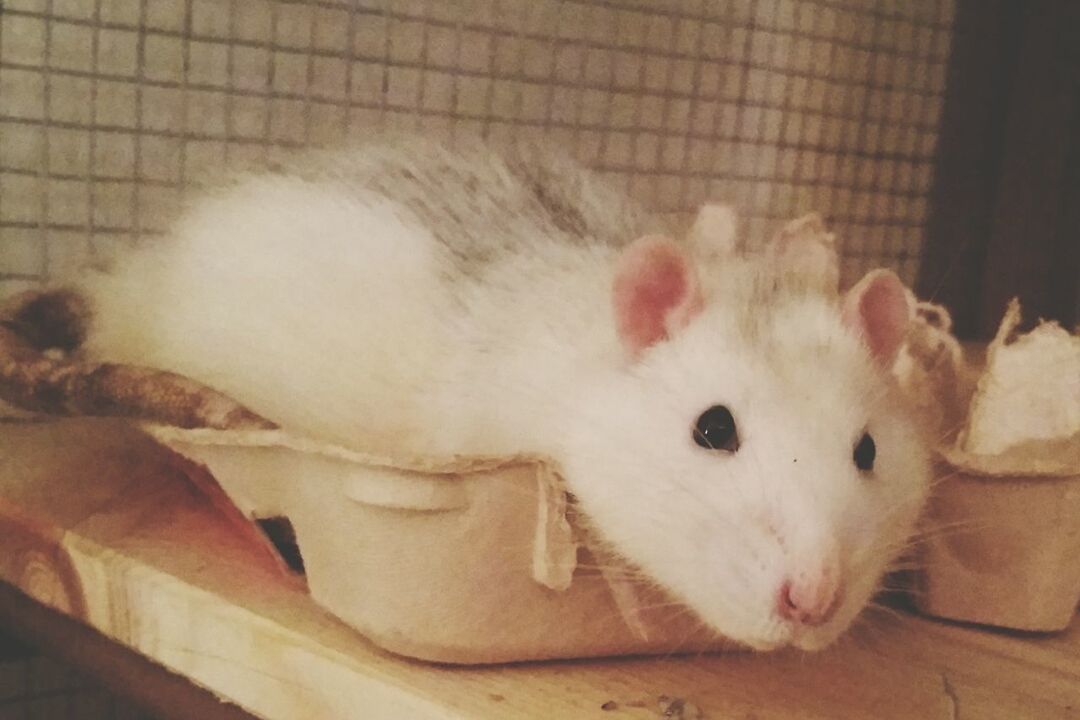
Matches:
[613,235,703,357]
[842,269,911,368]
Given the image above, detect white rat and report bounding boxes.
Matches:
[81,137,930,652]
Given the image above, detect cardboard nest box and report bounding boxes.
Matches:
[142,424,733,663]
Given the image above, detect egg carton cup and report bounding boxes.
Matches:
[916,439,1080,631]
[143,424,732,663]
[902,298,1080,631]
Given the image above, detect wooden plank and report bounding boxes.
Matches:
[0,419,1077,719]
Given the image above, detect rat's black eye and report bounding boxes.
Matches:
[693,405,739,452]
[854,432,876,472]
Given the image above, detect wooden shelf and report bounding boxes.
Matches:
[0,419,1076,719]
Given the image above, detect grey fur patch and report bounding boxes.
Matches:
[258,136,663,279]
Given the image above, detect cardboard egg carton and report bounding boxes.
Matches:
[898,299,1080,631]
[143,425,732,663]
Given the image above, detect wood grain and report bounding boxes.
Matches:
[0,419,1076,719]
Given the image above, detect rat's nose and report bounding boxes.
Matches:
[777,567,843,627]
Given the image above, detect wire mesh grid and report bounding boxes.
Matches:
[0,0,954,293]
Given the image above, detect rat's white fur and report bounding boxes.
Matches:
[83,138,930,652]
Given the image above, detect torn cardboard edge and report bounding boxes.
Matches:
[897,297,1079,480]
[957,298,1080,461]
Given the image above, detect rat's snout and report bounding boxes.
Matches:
[776,561,844,627]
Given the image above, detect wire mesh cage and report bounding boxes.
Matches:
[1,0,954,297]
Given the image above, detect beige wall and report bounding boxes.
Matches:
[0,0,954,294]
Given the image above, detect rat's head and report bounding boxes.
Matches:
[558,234,930,652]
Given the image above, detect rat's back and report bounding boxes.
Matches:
[270,136,654,273]
[82,138,650,450]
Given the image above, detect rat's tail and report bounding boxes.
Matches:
[0,288,275,430]
[1,287,90,354]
